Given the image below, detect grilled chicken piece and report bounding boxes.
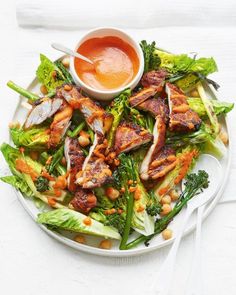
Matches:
[24,98,63,129]
[57,84,113,135]
[148,146,177,179]
[114,121,153,154]
[134,97,169,123]
[69,188,97,213]
[129,70,167,107]
[48,102,73,148]
[166,83,201,132]
[141,69,168,88]
[129,87,159,107]
[76,133,112,189]
[64,137,85,192]
[140,116,166,180]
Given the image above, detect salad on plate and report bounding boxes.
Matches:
[1,39,233,251]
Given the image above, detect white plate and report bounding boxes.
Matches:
[10,64,231,257]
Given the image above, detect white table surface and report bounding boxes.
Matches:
[0,1,236,295]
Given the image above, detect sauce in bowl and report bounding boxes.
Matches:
[74,36,140,91]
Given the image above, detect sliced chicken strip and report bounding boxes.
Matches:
[140,116,166,180]
[76,133,112,189]
[24,98,63,129]
[129,87,159,107]
[114,121,153,154]
[134,97,169,123]
[141,69,168,88]
[49,102,73,148]
[148,146,177,179]
[129,70,167,107]
[64,137,85,192]
[166,83,202,132]
[57,84,113,135]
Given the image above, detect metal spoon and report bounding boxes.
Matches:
[151,154,222,295]
[51,43,94,65]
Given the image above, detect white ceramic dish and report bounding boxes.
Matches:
[9,62,231,258]
[70,27,144,100]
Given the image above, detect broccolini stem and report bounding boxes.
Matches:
[67,121,86,138]
[40,152,66,175]
[7,80,39,102]
[119,191,134,250]
[125,194,189,249]
[125,169,209,250]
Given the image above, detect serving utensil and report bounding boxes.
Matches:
[51,43,94,65]
[151,154,222,295]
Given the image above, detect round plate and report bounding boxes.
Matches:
[10,64,231,257]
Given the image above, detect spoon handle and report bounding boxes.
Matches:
[152,208,193,295]
[51,43,94,65]
[185,205,205,295]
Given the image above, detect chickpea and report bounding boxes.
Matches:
[29,151,39,161]
[161,195,171,205]
[40,84,48,95]
[219,130,228,145]
[99,239,112,250]
[83,217,92,226]
[64,84,72,91]
[62,56,70,68]
[61,156,67,166]
[51,70,57,79]
[74,235,86,244]
[78,135,90,147]
[161,204,172,216]
[105,187,120,200]
[162,229,173,240]
[189,89,199,97]
[169,189,180,201]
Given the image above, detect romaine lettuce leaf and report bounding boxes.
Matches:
[0,175,34,197]
[37,208,121,240]
[155,49,218,91]
[10,126,50,151]
[187,97,234,117]
[36,54,69,92]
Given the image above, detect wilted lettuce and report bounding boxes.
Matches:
[36,54,73,92]
[155,49,218,91]
[10,126,50,151]
[187,97,234,117]
[37,208,121,240]
[0,175,34,198]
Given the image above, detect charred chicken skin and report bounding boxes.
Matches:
[76,134,113,189]
[148,145,177,179]
[69,187,97,214]
[140,116,166,180]
[114,121,153,154]
[64,137,85,192]
[129,70,167,107]
[166,83,202,132]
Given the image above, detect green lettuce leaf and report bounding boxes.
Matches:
[36,54,68,92]
[37,208,121,240]
[10,126,50,151]
[0,175,34,198]
[155,49,218,91]
[187,97,234,117]
[211,100,234,116]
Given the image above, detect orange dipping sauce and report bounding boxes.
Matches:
[74,36,140,91]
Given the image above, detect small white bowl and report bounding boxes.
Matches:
[70,27,144,100]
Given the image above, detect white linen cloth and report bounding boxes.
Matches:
[16,0,236,29]
[0,2,236,295]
